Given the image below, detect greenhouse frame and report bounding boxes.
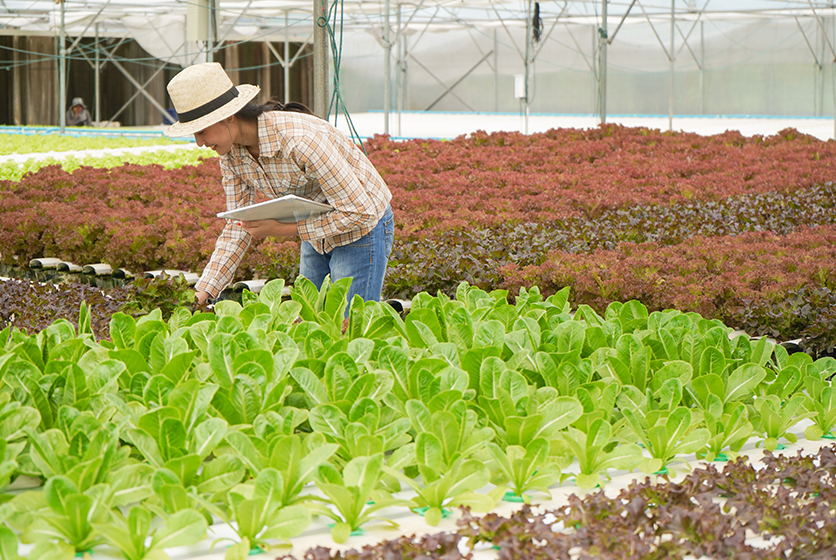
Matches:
[1,0,836,136]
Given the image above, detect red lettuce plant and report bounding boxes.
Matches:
[4,125,836,347]
[499,225,836,325]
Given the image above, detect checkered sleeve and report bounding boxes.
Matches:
[291,135,381,243]
[194,158,255,298]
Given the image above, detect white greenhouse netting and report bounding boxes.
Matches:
[336,6,836,116]
[2,0,836,121]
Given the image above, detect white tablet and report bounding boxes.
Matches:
[217,195,333,222]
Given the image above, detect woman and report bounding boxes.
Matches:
[165,62,394,307]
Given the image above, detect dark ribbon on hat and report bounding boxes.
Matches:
[177,86,239,123]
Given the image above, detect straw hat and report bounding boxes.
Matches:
[165,62,260,137]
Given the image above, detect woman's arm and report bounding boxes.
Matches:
[193,160,256,299]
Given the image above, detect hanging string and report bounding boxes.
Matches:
[316,0,367,154]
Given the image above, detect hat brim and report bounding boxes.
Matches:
[164,84,261,137]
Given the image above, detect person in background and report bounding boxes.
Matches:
[66,97,93,127]
[164,62,394,308]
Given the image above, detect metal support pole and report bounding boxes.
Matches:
[383,0,391,134]
[12,36,21,125]
[396,3,402,136]
[598,0,608,124]
[403,31,409,118]
[494,28,499,112]
[59,0,66,131]
[261,42,271,100]
[185,18,191,65]
[699,20,704,115]
[206,0,212,63]
[822,20,827,117]
[285,12,291,104]
[313,0,329,118]
[95,23,101,125]
[523,0,531,134]
[668,0,675,131]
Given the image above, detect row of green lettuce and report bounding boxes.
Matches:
[0,147,213,181]
[0,279,834,559]
[0,133,187,157]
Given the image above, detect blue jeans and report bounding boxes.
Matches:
[299,205,394,305]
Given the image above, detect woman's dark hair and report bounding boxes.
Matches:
[236,99,314,124]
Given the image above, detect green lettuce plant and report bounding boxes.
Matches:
[124,411,244,513]
[308,399,412,465]
[572,378,621,429]
[290,344,394,415]
[803,373,836,440]
[209,351,295,427]
[527,346,594,398]
[485,437,563,501]
[291,276,352,338]
[0,391,40,486]
[220,409,308,477]
[386,455,502,527]
[223,433,338,506]
[203,468,311,556]
[623,406,710,475]
[559,418,642,489]
[686,363,768,418]
[404,399,494,470]
[752,394,815,451]
[696,401,754,461]
[312,454,411,543]
[91,507,207,560]
[0,526,73,560]
[379,348,472,416]
[15,476,110,554]
[346,297,408,340]
[0,133,185,156]
[23,420,131,491]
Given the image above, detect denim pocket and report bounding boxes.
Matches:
[346,236,372,248]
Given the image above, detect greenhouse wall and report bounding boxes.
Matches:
[336,15,836,118]
[2,6,834,125]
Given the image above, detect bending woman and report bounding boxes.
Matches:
[165,62,394,306]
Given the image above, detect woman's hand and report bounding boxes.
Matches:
[238,220,298,238]
[195,290,212,305]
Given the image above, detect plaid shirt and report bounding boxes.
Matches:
[195,111,392,298]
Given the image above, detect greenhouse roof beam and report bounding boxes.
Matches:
[101,44,172,122]
[7,2,836,38]
[265,33,311,68]
[423,47,493,110]
[607,0,638,43]
[638,0,673,60]
[563,21,595,71]
[410,52,477,111]
[405,6,440,49]
[805,0,836,60]
[795,15,822,69]
[675,19,702,67]
[64,0,111,55]
[672,0,709,67]
[216,0,254,45]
